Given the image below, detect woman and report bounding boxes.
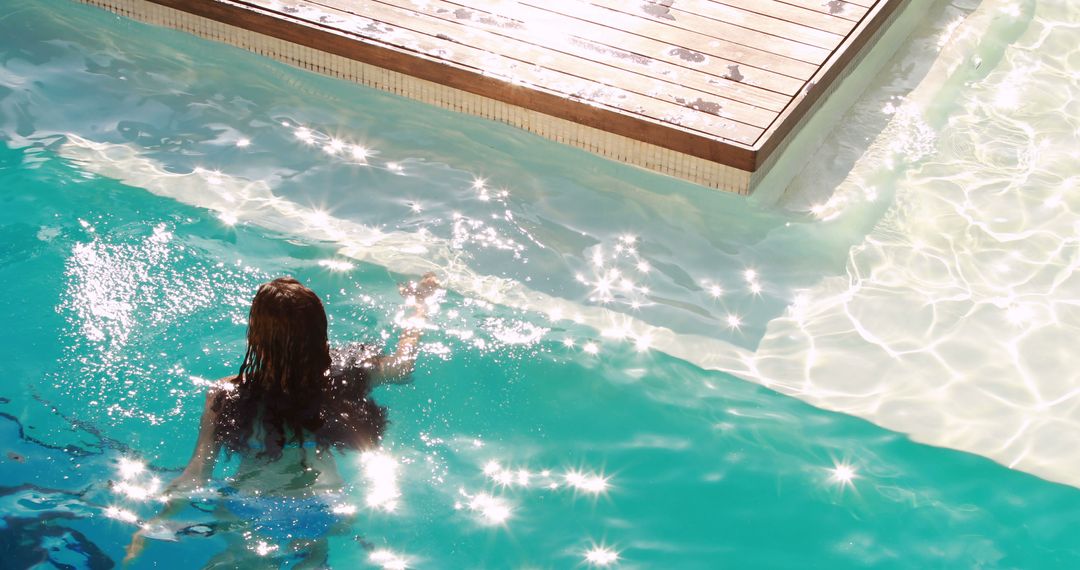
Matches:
[126,273,440,566]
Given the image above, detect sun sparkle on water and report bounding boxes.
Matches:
[360,451,402,512]
[583,545,619,567]
[565,470,610,495]
[351,144,371,161]
[323,138,345,154]
[117,457,144,479]
[294,127,314,143]
[828,462,858,489]
[466,492,512,525]
[369,549,410,570]
[104,506,138,523]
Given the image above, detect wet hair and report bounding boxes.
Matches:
[211,277,387,459]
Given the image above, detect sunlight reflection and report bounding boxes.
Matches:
[306,209,331,228]
[117,457,145,479]
[456,489,513,526]
[113,479,160,502]
[351,144,371,162]
[360,451,402,512]
[828,462,858,490]
[483,460,612,497]
[294,127,314,144]
[253,541,278,556]
[331,503,358,515]
[600,325,628,340]
[104,506,138,524]
[218,211,238,226]
[317,259,355,272]
[565,470,610,495]
[583,544,620,567]
[370,548,411,570]
[576,236,659,314]
[324,138,345,155]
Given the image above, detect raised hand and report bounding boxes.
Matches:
[399,272,441,303]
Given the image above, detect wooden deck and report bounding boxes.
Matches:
[83,0,909,193]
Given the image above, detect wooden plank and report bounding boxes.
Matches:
[351,0,791,115]
[703,0,855,34]
[774,0,869,20]
[630,0,846,49]
[588,0,834,65]
[521,0,819,80]
[309,0,776,130]
[437,0,806,97]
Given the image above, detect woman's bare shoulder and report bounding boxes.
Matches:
[201,376,239,412]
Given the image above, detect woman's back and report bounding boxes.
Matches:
[232,442,346,495]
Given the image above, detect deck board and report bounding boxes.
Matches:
[104,0,906,192]
[596,0,845,52]
[586,0,834,64]
[704,0,856,33]
[772,0,869,21]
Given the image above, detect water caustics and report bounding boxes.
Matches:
[754,0,1080,488]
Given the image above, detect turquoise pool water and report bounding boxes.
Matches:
[2,0,1080,567]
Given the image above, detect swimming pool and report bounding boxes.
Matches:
[3,0,1080,567]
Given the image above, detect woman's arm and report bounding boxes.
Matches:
[124,386,223,564]
[370,273,440,386]
[169,387,223,490]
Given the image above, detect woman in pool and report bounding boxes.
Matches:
[126,273,440,566]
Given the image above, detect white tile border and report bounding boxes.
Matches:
[75,0,754,194]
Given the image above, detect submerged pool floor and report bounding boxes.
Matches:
[3,0,1080,567]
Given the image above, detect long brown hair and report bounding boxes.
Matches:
[212,277,387,458]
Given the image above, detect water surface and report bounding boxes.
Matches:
[2,0,1080,567]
